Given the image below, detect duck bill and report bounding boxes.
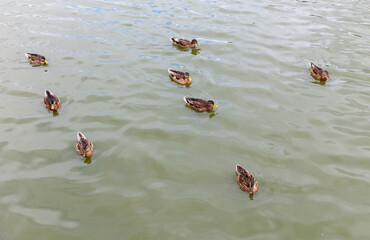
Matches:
[197,42,200,46]
[213,104,218,108]
[51,104,55,110]
[44,60,48,64]
[188,76,192,83]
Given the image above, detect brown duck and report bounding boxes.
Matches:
[309,62,330,81]
[236,164,258,195]
[168,68,192,85]
[25,53,48,65]
[170,37,199,48]
[44,90,61,111]
[183,97,218,112]
[76,132,94,158]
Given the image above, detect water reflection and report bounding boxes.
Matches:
[209,112,218,119]
[31,64,48,67]
[191,48,201,55]
[311,80,326,86]
[84,157,92,164]
[172,46,201,55]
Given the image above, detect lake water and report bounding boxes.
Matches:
[0,0,369,239]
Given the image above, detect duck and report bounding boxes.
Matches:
[236,164,258,195]
[25,53,48,65]
[44,90,61,111]
[170,37,200,48]
[168,68,192,85]
[183,97,218,112]
[76,132,94,158]
[309,62,330,81]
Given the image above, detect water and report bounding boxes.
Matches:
[0,0,369,239]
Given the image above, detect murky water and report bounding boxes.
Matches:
[0,0,369,239]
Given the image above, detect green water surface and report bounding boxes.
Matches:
[0,0,369,239]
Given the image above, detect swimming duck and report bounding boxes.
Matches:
[309,62,329,81]
[236,164,258,195]
[170,38,199,48]
[76,132,94,158]
[183,97,218,112]
[44,90,61,111]
[25,53,48,65]
[168,68,192,85]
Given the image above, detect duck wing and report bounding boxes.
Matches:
[168,68,186,77]
[310,62,324,74]
[236,164,256,188]
[183,97,209,110]
[26,53,45,61]
[170,38,191,47]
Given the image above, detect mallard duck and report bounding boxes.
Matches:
[25,53,48,65]
[76,132,94,158]
[44,90,61,111]
[170,37,199,48]
[183,97,218,112]
[309,62,329,81]
[168,68,192,85]
[236,164,258,195]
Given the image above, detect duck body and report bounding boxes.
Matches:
[168,68,192,85]
[309,62,329,81]
[76,132,94,158]
[170,37,199,48]
[44,90,61,111]
[25,53,48,65]
[183,97,218,112]
[236,164,258,195]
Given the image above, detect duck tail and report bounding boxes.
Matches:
[183,96,189,104]
[309,61,315,68]
[77,132,86,142]
[236,164,242,175]
[168,68,174,75]
[45,90,53,98]
[170,37,177,43]
[25,53,30,58]
[236,164,249,176]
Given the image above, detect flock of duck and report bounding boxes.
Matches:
[25,37,331,196]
